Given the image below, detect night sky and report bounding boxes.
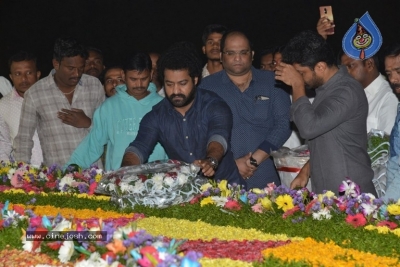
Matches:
[1,0,399,77]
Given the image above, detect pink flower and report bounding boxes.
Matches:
[282,206,300,219]
[88,182,97,195]
[264,182,276,194]
[251,203,263,213]
[345,213,367,228]
[224,200,241,210]
[189,194,202,204]
[45,181,57,189]
[11,170,24,188]
[377,220,398,230]
[30,216,42,227]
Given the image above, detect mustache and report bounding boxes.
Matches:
[390,83,400,89]
[170,94,186,99]
[131,87,146,90]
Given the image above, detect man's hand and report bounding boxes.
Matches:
[290,161,310,189]
[275,62,303,87]
[317,17,335,40]
[121,152,140,167]
[275,62,305,102]
[193,159,215,177]
[235,152,256,179]
[58,108,91,128]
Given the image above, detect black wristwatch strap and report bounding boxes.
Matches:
[249,156,259,167]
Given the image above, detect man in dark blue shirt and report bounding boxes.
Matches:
[200,31,291,189]
[122,42,246,188]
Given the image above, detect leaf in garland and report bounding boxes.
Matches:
[74,245,92,256]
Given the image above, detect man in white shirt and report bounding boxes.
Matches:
[0,76,12,98]
[0,51,43,165]
[341,53,398,134]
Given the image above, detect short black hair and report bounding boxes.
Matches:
[202,24,227,45]
[123,52,152,73]
[157,41,202,83]
[102,65,123,83]
[259,47,275,58]
[282,30,336,69]
[220,30,253,53]
[53,37,88,62]
[8,51,37,71]
[86,46,104,59]
[383,43,400,59]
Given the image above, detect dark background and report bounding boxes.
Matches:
[1,0,399,77]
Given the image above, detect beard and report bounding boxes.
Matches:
[305,71,324,90]
[167,86,196,108]
[390,82,400,95]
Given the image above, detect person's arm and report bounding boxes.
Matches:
[65,106,109,169]
[0,115,12,162]
[14,91,37,163]
[251,79,292,167]
[290,161,310,189]
[121,112,160,167]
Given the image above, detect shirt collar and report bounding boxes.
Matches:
[364,74,384,97]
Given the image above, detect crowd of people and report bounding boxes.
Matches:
[1,19,400,203]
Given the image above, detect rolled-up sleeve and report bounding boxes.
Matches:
[206,99,233,154]
[14,91,37,163]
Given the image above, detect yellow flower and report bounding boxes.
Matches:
[200,183,213,192]
[258,197,272,210]
[95,174,102,182]
[392,228,400,237]
[218,180,231,197]
[387,204,400,216]
[376,226,390,234]
[275,194,294,212]
[251,188,263,194]
[200,197,215,207]
[262,237,399,267]
[318,190,335,202]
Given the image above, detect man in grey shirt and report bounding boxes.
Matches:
[275,30,376,195]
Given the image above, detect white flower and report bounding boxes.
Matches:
[7,168,16,179]
[74,252,108,267]
[132,180,145,193]
[58,241,74,263]
[211,196,228,207]
[119,181,130,193]
[39,172,47,180]
[312,208,331,220]
[22,233,40,252]
[177,173,188,185]
[200,183,213,192]
[361,202,378,217]
[58,174,75,191]
[164,177,175,187]
[52,219,72,232]
[113,224,135,240]
[106,183,116,192]
[152,173,164,184]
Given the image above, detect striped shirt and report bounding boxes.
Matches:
[14,70,105,167]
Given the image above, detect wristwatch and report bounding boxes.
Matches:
[249,156,259,168]
[206,157,219,170]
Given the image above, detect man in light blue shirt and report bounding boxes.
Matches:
[66,52,167,171]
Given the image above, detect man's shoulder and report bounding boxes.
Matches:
[200,70,225,86]
[80,74,103,90]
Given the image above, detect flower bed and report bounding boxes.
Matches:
[1,161,400,266]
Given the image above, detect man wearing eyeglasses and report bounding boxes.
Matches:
[84,47,105,79]
[200,30,291,189]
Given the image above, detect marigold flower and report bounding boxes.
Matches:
[200,197,215,207]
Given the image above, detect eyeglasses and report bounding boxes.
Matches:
[105,78,124,85]
[222,50,251,57]
[86,59,103,66]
